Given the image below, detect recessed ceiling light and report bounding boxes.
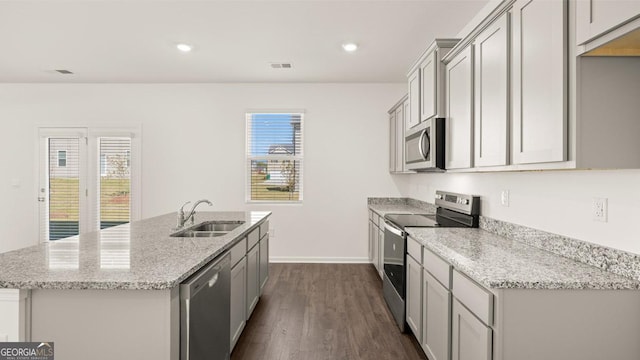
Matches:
[176,43,193,53]
[342,43,358,53]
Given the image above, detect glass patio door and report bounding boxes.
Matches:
[38,128,88,242]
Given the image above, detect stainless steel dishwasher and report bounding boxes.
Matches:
[180,252,231,360]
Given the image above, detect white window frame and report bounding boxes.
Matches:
[89,126,142,232]
[245,110,305,204]
[36,124,142,241]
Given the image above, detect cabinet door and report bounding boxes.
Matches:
[421,51,438,121]
[474,13,509,167]
[246,244,260,319]
[446,46,474,169]
[406,255,422,339]
[259,235,269,294]
[576,0,640,45]
[422,270,451,360]
[395,106,404,172]
[452,298,492,360]
[377,228,384,279]
[407,68,421,130]
[371,221,379,270]
[389,112,396,173]
[230,258,247,350]
[511,0,566,164]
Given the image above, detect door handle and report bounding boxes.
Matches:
[208,273,219,287]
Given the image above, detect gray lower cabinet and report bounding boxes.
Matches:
[246,243,260,318]
[259,234,269,294]
[422,269,451,360]
[377,228,384,279]
[230,257,247,350]
[369,214,382,279]
[405,254,422,339]
[451,298,492,360]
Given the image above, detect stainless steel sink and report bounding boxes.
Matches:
[170,220,245,238]
[190,222,244,232]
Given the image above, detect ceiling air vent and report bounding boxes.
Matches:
[270,63,293,69]
[55,69,74,75]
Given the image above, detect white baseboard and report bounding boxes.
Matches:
[269,256,371,264]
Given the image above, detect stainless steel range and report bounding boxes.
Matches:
[382,190,479,331]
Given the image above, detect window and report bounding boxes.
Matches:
[57,150,67,167]
[246,112,303,202]
[98,137,132,230]
[38,126,141,242]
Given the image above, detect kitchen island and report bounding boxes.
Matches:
[0,211,270,360]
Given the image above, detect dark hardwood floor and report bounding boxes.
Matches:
[231,263,427,360]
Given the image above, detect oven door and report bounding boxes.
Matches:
[383,222,406,298]
[405,120,433,171]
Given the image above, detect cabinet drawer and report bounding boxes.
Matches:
[259,221,269,240]
[247,227,260,250]
[452,270,493,326]
[372,212,380,228]
[423,247,451,289]
[230,238,247,268]
[407,236,422,263]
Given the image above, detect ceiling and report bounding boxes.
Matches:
[0,0,488,83]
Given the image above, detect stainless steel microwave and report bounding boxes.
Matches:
[405,117,445,171]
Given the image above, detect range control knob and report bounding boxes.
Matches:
[461,199,469,205]
[435,194,443,200]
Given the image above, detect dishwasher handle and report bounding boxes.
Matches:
[181,252,230,300]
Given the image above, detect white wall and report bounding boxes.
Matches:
[0,83,406,260]
[394,170,640,255]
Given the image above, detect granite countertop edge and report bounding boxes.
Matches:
[408,228,640,291]
[0,211,271,291]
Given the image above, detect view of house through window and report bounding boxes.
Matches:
[246,112,303,202]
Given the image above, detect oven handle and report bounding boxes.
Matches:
[384,222,405,238]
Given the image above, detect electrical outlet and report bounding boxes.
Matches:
[501,190,510,207]
[593,198,608,222]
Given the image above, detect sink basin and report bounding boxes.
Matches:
[170,220,245,238]
[178,231,228,238]
[190,221,245,232]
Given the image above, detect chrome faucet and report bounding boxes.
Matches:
[177,199,213,228]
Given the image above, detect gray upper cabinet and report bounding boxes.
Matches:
[445,45,474,170]
[406,39,458,132]
[389,110,397,172]
[511,0,566,165]
[395,102,406,171]
[389,95,410,174]
[473,12,509,167]
[576,0,640,45]
[407,69,421,130]
[420,51,437,121]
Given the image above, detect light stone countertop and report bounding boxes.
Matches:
[408,227,640,290]
[0,211,270,290]
[368,203,434,217]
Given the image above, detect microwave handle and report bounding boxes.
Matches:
[418,129,428,160]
